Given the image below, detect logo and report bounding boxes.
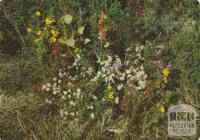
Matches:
[167,104,198,137]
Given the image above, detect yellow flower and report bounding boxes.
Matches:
[107,85,112,91]
[163,68,170,77]
[35,11,41,16]
[163,76,168,84]
[44,17,55,25]
[99,11,107,20]
[34,38,40,43]
[159,106,165,113]
[84,38,91,44]
[27,27,32,33]
[50,37,57,43]
[50,29,59,37]
[107,92,114,101]
[36,30,42,36]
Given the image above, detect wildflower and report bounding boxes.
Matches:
[77,26,85,35]
[92,95,98,100]
[115,96,119,104]
[107,85,112,91]
[53,77,57,81]
[50,37,57,43]
[58,80,62,84]
[42,85,47,90]
[163,68,170,77]
[117,84,123,91]
[63,91,67,95]
[84,38,91,44]
[46,87,50,91]
[107,92,114,101]
[70,112,75,116]
[44,17,55,25]
[99,11,107,20]
[159,106,165,113]
[35,11,41,16]
[34,38,40,43]
[97,24,106,33]
[27,27,32,33]
[163,76,168,84]
[36,30,42,36]
[63,14,73,24]
[104,42,110,48]
[90,113,95,119]
[51,29,59,37]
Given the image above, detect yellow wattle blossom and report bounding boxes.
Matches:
[36,30,42,36]
[159,106,165,113]
[44,17,55,25]
[163,68,170,77]
[27,27,32,33]
[51,29,59,37]
[35,11,41,16]
[50,37,57,43]
[107,92,114,101]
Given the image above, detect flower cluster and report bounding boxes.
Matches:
[162,68,170,84]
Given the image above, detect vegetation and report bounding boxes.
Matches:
[0,0,199,139]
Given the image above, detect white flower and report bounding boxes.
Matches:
[42,85,47,90]
[68,89,71,92]
[115,97,119,104]
[46,83,51,87]
[117,84,123,91]
[64,111,68,115]
[125,69,131,74]
[53,83,57,87]
[89,105,94,110]
[90,113,95,119]
[69,101,76,106]
[67,95,71,99]
[58,80,62,84]
[77,88,81,93]
[92,95,97,100]
[46,88,50,91]
[63,91,68,95]
[53,77,57,81]
[70,112,75,116]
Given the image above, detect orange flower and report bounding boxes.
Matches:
[97,24,107,40]
[97,24,105,33]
